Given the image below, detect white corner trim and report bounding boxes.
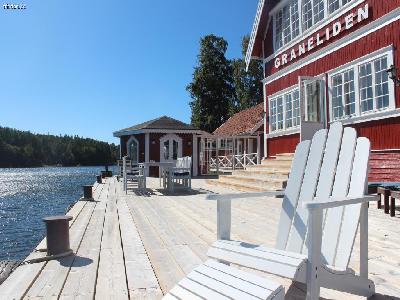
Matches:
[267,127,300,139]
[264,8,400,85]
[266,0,366,63]
[145,133,150,163]
[192,135,198,176]
[331,109,400,126]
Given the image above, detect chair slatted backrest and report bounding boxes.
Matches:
[275,122,370,270]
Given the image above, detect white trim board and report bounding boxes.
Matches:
[331,109,400,126]
[264,8,400,85]
[113,129,206,137]
[267,127,300,139]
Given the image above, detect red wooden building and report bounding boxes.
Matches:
[246,0,400,181]
[113,116,205,177]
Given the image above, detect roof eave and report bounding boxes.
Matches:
[113,128,206,137]
[245,0,267,70]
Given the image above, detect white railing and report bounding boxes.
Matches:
[209,153,258,172]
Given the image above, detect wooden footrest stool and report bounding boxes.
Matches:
[163,260,285,300]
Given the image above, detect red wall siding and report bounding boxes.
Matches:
[351,118,400,150]
[262,0,400,153]
[267,134,300,156]
[267,21,400,105]
[266,0,400,76]
[265,1,400,107]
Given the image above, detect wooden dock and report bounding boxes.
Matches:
[0,177,399,299]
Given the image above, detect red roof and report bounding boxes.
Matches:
[213,103,264,136]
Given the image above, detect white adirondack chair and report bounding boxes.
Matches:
[122,156,146,193]
[207,122,379,299]
[168,156,192,192]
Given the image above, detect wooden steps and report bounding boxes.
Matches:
[207,153,293,192]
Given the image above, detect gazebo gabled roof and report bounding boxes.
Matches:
[113,116,205,137]
[213,103,264,137]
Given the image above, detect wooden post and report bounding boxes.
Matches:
[306,208,322,300]
[216,138,220,174]
[360,202,368,279]
[217,199,231,240]
[390,190,399,217]
[232,138,236,170]
[193,135,198,177]
[257,133,261,165]
[145,133,150,176]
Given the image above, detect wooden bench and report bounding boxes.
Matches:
[163,260,284,300]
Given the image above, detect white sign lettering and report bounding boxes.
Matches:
[274,4,369,69]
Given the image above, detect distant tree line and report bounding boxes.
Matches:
[187,34,264,133]
[0,127,119,168]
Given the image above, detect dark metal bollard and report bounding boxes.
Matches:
[42,216,73,256]
[83,185,93,200]
[97,175,102,184]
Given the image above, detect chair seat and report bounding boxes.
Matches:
[163,260,284,300]
[207,240,307,283]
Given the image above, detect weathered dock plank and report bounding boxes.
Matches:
[0,184,102,300]
[116,186,162,298]
[24,183,105,298]
[95,178,129,300]
[1,177,399,299]
[58,180,110,299]
[122,190,185,294]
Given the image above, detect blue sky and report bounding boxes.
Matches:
[0,0,258,143]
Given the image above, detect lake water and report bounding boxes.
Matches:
[0,167,109,261]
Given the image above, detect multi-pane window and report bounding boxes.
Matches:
[359,57,390,113]
[331,69,355,120]
[270,99,277,132]
[359,63,373,112]
[277,97,284,130]
[330,54,393,121]
[374,57,390,109]
[303,0,325,31]
[313,0,325,24]
[275,0,355,50]
[328,0,340,14]
[274,0,300,50]
[270,89,300,133]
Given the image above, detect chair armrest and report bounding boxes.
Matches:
[303,195,379,210]
[206,191,284,201]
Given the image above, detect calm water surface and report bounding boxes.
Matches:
[0,167,108,261]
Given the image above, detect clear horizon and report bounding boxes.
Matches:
[0,0,258,144]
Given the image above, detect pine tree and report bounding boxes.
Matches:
[187,35,235,133]
[232,35,264,112]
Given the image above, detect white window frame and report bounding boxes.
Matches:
[159,134,183,162]
[273,0,364,52]
[126,136,140,164]
[328,47,395,123]
[269,86,301,133]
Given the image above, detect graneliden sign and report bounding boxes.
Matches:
[274,4,369,69]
